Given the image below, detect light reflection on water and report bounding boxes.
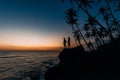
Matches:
[0,51,59,80]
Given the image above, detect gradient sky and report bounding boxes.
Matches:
[0,0,119,50]
[0,0,74,50]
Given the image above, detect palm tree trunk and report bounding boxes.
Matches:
[90,24,104,45]
[100,36,106,45]
[89,38,95,50]
[75,24,92,51]
[92,25,105,45]
[71,24,78,45]
[71,24,75,32]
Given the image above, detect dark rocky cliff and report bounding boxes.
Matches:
[45,39,120,80]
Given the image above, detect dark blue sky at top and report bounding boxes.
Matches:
[0,0,72,32]
[0,0,119,31]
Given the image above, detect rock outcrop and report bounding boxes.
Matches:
[45,39,120,80]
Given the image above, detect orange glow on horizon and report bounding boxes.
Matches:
[0,44,62,51]
[0,29,63,50]
[0,29,80,51]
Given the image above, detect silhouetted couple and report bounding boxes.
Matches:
[63,37,71,48]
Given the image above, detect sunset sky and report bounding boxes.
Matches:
[0,0,119,50]
[0,0,73,50]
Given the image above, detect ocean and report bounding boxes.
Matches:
[0,51,59,80]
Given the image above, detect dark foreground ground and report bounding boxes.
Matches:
[45,38,120,80]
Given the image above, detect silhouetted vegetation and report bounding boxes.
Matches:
[63,0,120,51]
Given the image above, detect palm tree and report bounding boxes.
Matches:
[75,23,93,50]
[63,0,107,44]
[105,0,120,36]
[98,6,115,40]
[109,0,120,36]
[65,8,82,45]
[65,7,92,51]
[84,24,95,50]
[110,19,120,37]
[86,17,105,45]
[65,8,78,32]
[98,27,108,43]
[97,0,120,38]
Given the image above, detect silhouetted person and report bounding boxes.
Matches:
[63,38,67,48]
[68,37,71,48]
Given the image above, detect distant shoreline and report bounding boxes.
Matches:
[0,50,61,53]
